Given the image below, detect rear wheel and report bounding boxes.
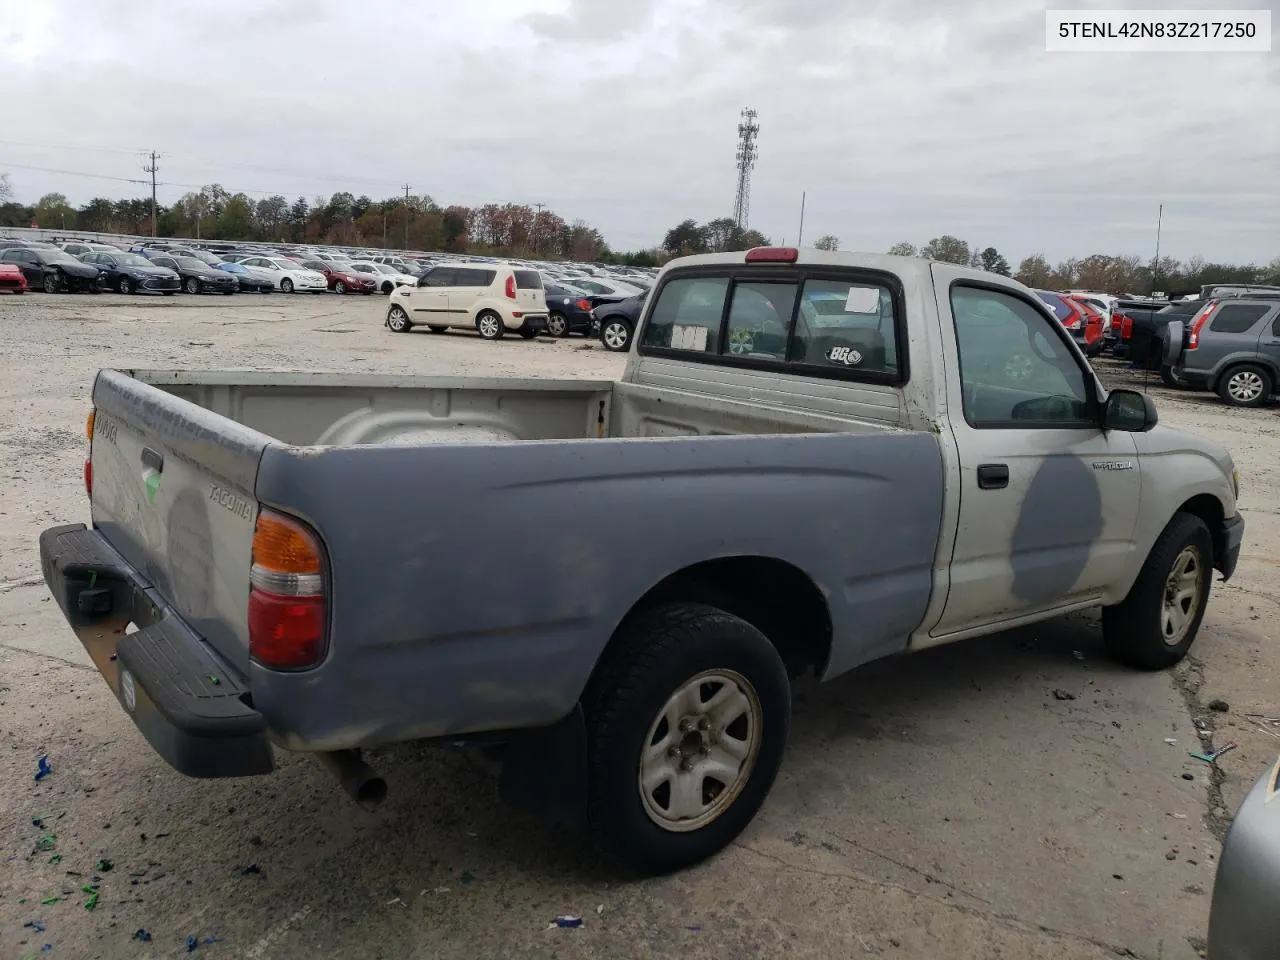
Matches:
[518,327,538,340]
[118,276,134,295]
[382,281,394,295]
[386,305,411,333]
[334,281,346,294]
[1102,513,1213,670]
[548,312,569,337]
[1160,365,1184,389]
[476,311,505,340]
[185,276,200,294]
[281,277,294,294]
[601,319,632,352]
[1217,364,1271,407]
[584,602,790,873]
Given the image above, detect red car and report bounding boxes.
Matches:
[1036,290,1103,356]
[0,262,27,294]
[1065,296,1107,356]
[299,259,375,295]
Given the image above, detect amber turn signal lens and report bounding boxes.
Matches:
[252,511,322,575]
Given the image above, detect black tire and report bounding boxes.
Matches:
[518,327,538,340]
[1159,365,1184,389]
[1102,512,1214,670]
[1216,363,1272,408]
[600,318,632,352]
[222,288,234,296]
[334,281,346,295]
[43,272,59,294]
[584,602,790,873]
[185,276,200,295]
[386,305,411,333]
[281,278,294,294]
[382,281,394,295]
[476,311,505,340]
[548,312,570,338]
[118,276,134,295]
[428,325,449,334]
[162,291,175,296]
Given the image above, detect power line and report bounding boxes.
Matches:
[0,160,149,185]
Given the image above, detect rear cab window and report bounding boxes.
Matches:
[639,268,904,382]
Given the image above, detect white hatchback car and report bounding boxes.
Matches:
[385,264,549,339]
[237,256,328,293]
[349,261,417,294]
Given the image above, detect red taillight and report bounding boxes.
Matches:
[745,247,798,263]
[83,459,92,498]
[248,509,326,669]
[84,408,95,499]
[1062,309,1080,330]
[1121,315,1133,339]
[576,299,591,312]
[1187,302,1216,350]
[504,274,516,299]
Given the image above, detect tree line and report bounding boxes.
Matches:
[888,235,1280,295]
[0,172,661,264]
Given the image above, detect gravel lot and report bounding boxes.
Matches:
[1,293,1277,960]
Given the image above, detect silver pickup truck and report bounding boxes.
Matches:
[40,249,1244,873]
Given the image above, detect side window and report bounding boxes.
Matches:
[725,282,797,359]
[641,277,730,353]
[790,278,898,375]
[1271,312,1280,338]
[426,267,457,287]
[951,285,1094,428]
[81,253,98,264]
[1209,304,1269,333]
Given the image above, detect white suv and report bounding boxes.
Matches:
[385,264,549,339]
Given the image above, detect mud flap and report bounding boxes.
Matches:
[497,704,589,826]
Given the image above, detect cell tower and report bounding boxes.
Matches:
[733,108,759,229]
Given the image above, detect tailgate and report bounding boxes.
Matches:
[88,369,272,669]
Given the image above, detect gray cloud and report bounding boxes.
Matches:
[0,0,1274,266]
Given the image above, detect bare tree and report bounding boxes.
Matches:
[887,242,917,257]
[813,234,839,251]
[0,173,11,204]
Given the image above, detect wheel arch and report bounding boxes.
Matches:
[1177,494,1229,572]
[588,556,834,692]
[1210,355,1278,392]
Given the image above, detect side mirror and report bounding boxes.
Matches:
[1103,388,1158,432]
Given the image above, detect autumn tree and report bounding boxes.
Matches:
[813,234,839,251]
[1014,254,1053,288]
[920,235,971,265]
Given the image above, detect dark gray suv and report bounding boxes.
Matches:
[1173,296,1280,407]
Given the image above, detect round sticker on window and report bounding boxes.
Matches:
[826,346,863,366]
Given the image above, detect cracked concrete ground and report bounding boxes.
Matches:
[0,294,1276,960]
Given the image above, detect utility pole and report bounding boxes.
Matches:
[402,183,411,250]
[142,150,160,237]
[796,191,806,247]
[533,202,545,255]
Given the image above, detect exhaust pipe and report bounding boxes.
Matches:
[317,749,387,810]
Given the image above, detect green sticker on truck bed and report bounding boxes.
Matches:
[142,467,161,504]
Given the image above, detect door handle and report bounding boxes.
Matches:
[977,463,1009,490]
[141,447,164,474]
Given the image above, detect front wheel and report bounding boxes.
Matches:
[386,305,411,333]
[517,327,538,340]
[584,602,790,873]
[601,319,632,352]
[476,311,505,340]
[1217,363,1272,408]
[43,273,60,294]
[118,276,134,295]
[185,277,200,295]
[1102,513,1213,670]
[334,281,346,295]
[548,312,569,337]
[281,278,294,294]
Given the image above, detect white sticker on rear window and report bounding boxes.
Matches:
[671,324,709,351]
[844,286,880,313]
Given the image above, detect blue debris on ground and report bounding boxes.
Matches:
[34,755,52,781]
[133,929,152,942]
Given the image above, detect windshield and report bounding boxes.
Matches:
[175,257,208,269]
[268,259,296,270]
[375,264,399,274]
[114,254,151,267]
[221,263,246,272]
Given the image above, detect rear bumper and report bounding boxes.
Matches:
[38,523,274,779]
[512,313,548,331]
[1174,366,1213,390]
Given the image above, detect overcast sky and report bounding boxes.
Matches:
[1,0,1276,265]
